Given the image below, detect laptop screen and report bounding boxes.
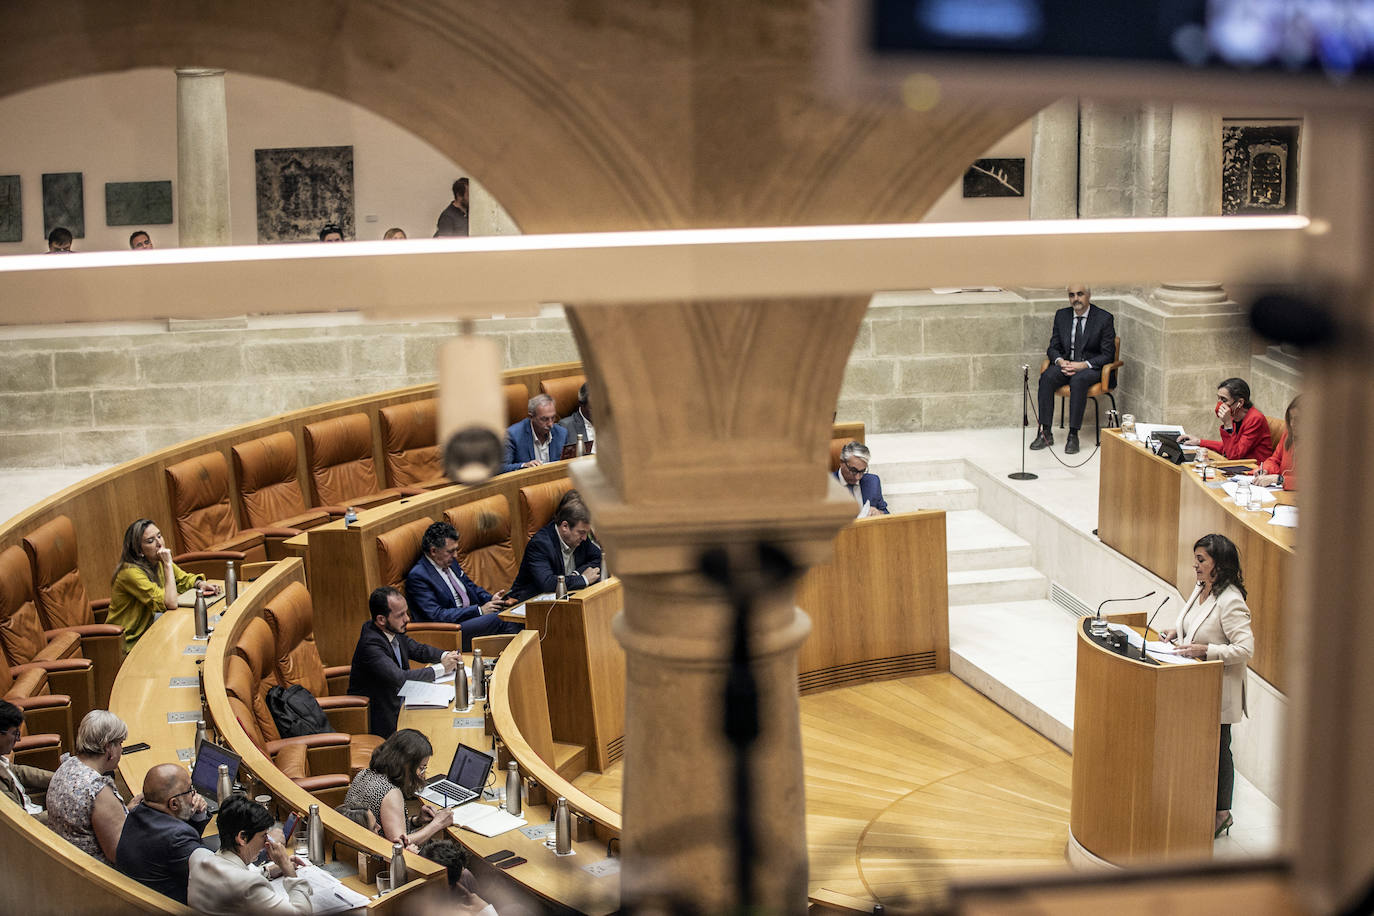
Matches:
[447,743,494,791]
[191,739,242,795]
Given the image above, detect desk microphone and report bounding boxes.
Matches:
[1095,590,1156,622]
[1137,596,1170,661]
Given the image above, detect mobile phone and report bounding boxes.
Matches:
[495,856,526,869]
[122,741,151,754]
[484,849,515,863]
[281,812,300,847]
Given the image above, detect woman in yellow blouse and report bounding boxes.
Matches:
[108,519,219,652]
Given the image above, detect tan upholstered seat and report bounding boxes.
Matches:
[378,399,449,489]
[830,437,855,473]
[1039,335,1125,446]
[519,479,575,546]
[540,374,586,419]
[504,382,529,427]
[164,452,276,574]
[0,645,74,755]
[0,545,94,724]
[1266,415,1286,452]
[375,517,461,653]
[444,494,517,593]
[303,413,412,509]
[232,431,338,531]
[21,515,124,707]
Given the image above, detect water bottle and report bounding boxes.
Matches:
[224,560,238,603]
[505,761,521,817]
[555,575,568,599]
[307,803,324,864]
[216,763,232,804]
[193,593,210,640]
[344,507,358,528]
[389,840,407,889]
[575,434,586,458]
[193,719,208,754]
[454,659,470,710]
[470,650,485,702]
[554,797,572,854]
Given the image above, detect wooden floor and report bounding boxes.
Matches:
[573,673,1072,911]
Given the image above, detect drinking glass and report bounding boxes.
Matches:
[376,873,393,896]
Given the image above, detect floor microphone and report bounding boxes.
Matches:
[1137,596,1171,661]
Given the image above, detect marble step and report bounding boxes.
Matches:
[872,458,968,484]
[944,509,1033,572]
[947,566,1048,605]
[884,479,979,513]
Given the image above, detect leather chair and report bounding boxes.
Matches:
[0,545,94,725]
[540,374,586,419]
[0,650,74,756]
[166,451,309,562]
[1039,335,1125,446]
[232,431,339,532]
[1266,415,1286,452]
[504,382,529,427]
[444,494,517,593]
[21,515,125,708]
[303,413,417,510]
[830,437,856,473]
[374,517,462,654]
[519,478,575,546]
[378,399,450,490]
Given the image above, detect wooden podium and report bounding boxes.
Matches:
[1069,618,1223,865]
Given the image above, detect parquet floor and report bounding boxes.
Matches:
[572,672,1072,911]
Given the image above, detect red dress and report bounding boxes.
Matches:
[1258,431,1296,490]
[1200,407,1275,464]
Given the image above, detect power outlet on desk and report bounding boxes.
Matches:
[167,711,201,724]
[583,858,620,878]
[519,823,554,841]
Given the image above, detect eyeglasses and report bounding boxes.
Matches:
[842,464,867,476]
[168,786,198,803]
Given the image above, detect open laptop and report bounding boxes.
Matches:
[417,743,494,809]
[559,439,594,460]
[190,738,241,815]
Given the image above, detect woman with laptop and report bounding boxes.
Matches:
[342,729,454,848]
[109,518,220,652]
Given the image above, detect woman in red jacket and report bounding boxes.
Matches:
[1179,377,1275,464]
[1255,395,1300,490]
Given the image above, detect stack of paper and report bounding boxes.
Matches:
[397,679,455,708]
[1270,505,1299,528]
[269,865,369,914]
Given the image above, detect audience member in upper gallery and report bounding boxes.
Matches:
[434,176,470,237]
[1030,283,1116,455]
[834,441,889,517]
[503,393,569,473]
[116,763,211,904]
[46,709,138,864]
[0,699,53,820]
[383,226,407,240]
[46,226,73,252]
[1255,395,1300,491]
[349,586,461,737]
[406,521,520,647]
[129,230,153,250]
[319,223,345,242]
[558,382,595,453]
[508,497,602,602]
[108,518,220,653]
[1179,377,1275,464]
[341,728,454,849]
[187,795,314,915]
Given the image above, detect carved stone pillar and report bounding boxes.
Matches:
[176,67,231,247]
[1166,103,1222,217]
[564,297,868,913]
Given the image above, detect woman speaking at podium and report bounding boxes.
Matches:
[1159,533,1255,839]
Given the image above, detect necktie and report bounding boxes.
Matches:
[1072,316,1084,361]
[848,483,860,504]
[392,637,404,669]
[443,566,469,606]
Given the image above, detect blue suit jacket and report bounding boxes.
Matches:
[116,802,212,904]
[502,420,569,473]
[406,556,493,625]
[833,469,890,514]
[509,522,603,602]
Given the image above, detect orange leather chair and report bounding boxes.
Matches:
[1039,335,1125,446]
[504,382,530,427]
[164,452,280,580]
[540,374,586,419]
[21,515,125,708]
[303,413,418,510]
[1266,414,1286,452]
[519,478,575,547]
[232,431,339,532]
[830,437,857,473]
[444,494,517,594]
[374,517,461,654]
[378,399,449,490]
[0,545,94,725]
[0,650,74,757]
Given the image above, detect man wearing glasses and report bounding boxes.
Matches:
[117,763,212,904]
[835,441,890,518]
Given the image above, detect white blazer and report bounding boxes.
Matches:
[1174,582,1254,724]
[187,847,314,915]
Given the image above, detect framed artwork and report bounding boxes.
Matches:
[254,145,355,242]
[105,180,174,225]
[1222,119,1300,215]
[963,158,1025,198]
[42,171,84,237]
[0,175,19,242]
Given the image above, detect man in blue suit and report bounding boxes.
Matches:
[502,393,569,473]
[834,441,889,517]
[406,521,521,648]
[508,500,603,602]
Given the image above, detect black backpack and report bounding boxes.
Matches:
[266,684,331,737]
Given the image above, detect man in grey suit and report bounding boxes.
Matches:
[557,383,595,453]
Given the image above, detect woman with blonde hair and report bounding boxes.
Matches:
[46,710,139,862]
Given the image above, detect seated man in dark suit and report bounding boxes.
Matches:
[0,700,53,819]
[406,521,521,648]
[348,587,461,737]
[1030,283,1116,455]
[116,763,212,904]
[508,500,603,602]
[502,394,569,473]
[833,441,890,517]
[557,383,595,453]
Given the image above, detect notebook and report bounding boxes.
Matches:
[190,739,241,814]
[177,587,227,609]
[417,743,494,809]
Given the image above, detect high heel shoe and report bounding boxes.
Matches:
[1214,813,1234,838]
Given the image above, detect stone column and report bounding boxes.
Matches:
[1166,103,1222,217]
[564,296,868,913]
[176,68,231,247]
[1029,97,1079,219]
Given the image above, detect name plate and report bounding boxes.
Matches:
[452,717,484,729]
[167,711,201,724]
[183,644,208,656]
[169,676,199,688]
[177,748,194,762]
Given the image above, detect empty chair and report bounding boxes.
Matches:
[1266,414,1286,452]
[303,413,416,510]
[0,650,74,757]
[0,545,94,725]
[518,478,575,546]
[374,518,462,654]
[539,374,586,420]
[21,515,125,708]
[232,431,340,532]
[164,452,270,561]
[504,382,529,427]
[378,399,450,490]
[444,494,518,594]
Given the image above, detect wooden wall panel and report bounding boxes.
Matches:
[1098,431,1183,584]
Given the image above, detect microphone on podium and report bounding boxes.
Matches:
[1137,596,1171,662]
[1089,590,1156,639]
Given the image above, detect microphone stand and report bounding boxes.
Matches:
[1136,596,1171,662]
[1009,364,1038,481]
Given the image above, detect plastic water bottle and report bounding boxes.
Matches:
[344,507,358,528]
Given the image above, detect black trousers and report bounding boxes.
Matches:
[1217,724,1234,811]
[1037,364,1103,432]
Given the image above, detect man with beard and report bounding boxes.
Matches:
[348,587,461,737]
